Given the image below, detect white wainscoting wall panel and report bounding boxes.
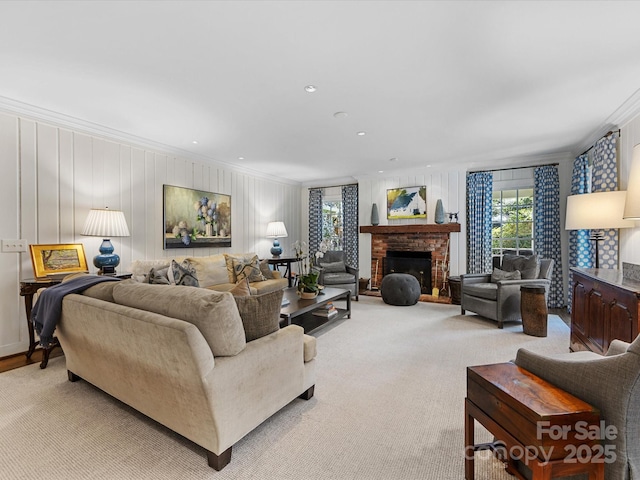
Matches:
[0,111,301,357]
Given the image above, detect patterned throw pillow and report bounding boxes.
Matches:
[234,289,283,342]
[146,265,172,285]
[171,259,199,287]
[491,268,522,283]
[233,255,266,283]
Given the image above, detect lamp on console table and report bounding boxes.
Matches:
[565,191,634,268]
[266,221,288,258]
[81,207,130,274]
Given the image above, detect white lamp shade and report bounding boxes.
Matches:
[266,221,288,238]
[81,208,130,237]
[624,144,640,219]
[565,191,635,230]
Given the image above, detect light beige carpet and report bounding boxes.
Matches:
[0,297,571,479]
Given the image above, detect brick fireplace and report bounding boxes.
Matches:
[359,224,461,292]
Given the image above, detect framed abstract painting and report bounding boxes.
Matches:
[163,185,231,249]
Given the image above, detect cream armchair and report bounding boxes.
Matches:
[460,256,554,328]
[515,336,640,480]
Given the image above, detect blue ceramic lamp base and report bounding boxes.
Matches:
[93,239,120,275]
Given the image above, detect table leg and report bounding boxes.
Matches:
[346,292,351,318]
[23,294,38,359]
[465,399,475,480]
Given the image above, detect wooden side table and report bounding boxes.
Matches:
[465,362,604,480]
[521,284,548,337]
[19,272,132,369]
[265,256,297,287]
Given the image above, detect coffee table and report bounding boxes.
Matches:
[280,287,351,333]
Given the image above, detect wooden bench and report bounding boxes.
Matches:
[465,362,605,480]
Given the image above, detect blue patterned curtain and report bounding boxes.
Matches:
[341,184,359,267]
[308,188,323,257]
[591,133,619,269]
[567,154,592,312]
[466,172,493,273]
[533,165,564,308]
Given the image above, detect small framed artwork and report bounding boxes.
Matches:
[387,186,427,219]
[29,244,89,279]
[163,184,232,249]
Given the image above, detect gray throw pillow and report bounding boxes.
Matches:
[171,259,199,287]
[146,265,171,285]
[234,289,283,342]
[491,268,522,283]
[320,261,346,273]
[502,254,540,280]
[259,259,275,279]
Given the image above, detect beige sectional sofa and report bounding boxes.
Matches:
[129,252,288,294]
[56,279,316,470]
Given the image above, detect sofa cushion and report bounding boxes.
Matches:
[463,283,498,301]
[303,334,317,363]
[82,282,118,303]
[233,289,283,342]
[320,261,346,273]
[170,259,199,287]
[323,272,355,285]
[184,255,228,287]
[502,254,540,279]
[491,268,522,283]
[112,281,246,356]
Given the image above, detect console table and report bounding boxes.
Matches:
[20,272,132,369]
[570,268,640,354]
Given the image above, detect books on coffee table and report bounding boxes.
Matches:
[312,302,338,318]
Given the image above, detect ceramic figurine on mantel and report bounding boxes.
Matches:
[447,212,459,223]
[371,203,380,226]
[435,199,445,224]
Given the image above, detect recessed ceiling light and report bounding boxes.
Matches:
[192,140,198,144]
[238,156,245,160]
[357,131,366,136]
[333,111,348,118]
[426,164,432,168]
[378,170,384,173]
[304,85,317,93]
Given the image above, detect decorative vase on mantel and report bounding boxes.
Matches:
[371,203,380,226]
[435,199,445,224]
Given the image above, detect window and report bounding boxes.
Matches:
[491,188,534,257]
[322,200,343,250]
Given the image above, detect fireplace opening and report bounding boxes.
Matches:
[383,251,432,293]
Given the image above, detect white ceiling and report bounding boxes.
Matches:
[3,0,640,184]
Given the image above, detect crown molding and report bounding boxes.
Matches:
[0,95,301,187]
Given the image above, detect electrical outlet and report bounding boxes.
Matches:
[2,239,27,252]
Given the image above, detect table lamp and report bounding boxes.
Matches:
[266,221,288,258]
[81,207,130,274]
[565,191,634,268]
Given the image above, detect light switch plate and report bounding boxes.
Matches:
[2,239,27,252]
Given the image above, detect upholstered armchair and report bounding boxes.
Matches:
[514,337,640,480]
[460,255,554,328]
[315,250,359,300]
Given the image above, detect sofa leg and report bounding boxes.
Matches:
[67,370,80,382]
[299,385,315,400]
[207,447,232,471]
[461,307,465,315]
[497,321,504,329]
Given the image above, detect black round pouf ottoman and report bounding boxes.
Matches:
[380,273,421,306]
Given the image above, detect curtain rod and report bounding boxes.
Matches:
[579,129,621,157]
[469,162,559,174]
[308,182,358,190]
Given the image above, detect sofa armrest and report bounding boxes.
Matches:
[345,265,358,277]
[461,273,491,285]
[496,278,551,287]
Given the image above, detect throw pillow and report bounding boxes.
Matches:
[171,259,199,287]
[112,281,246,357]
[502,254,540,280]
[146,265,172,285]
[320,261,347,273]
[229,278,251,296]
[183,255,228,288]
[234,289,283,342]
[224,253,257,283]
[259,259,275,279]
[491,268,522,283]
[233,255,266,283]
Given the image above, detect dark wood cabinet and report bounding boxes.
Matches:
[570,268,640,354]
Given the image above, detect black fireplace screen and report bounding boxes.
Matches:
[382,251,432,293]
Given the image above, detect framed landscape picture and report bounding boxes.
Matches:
[29,244,89,279]
[163,185,232,249]
[387,186,427,219]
